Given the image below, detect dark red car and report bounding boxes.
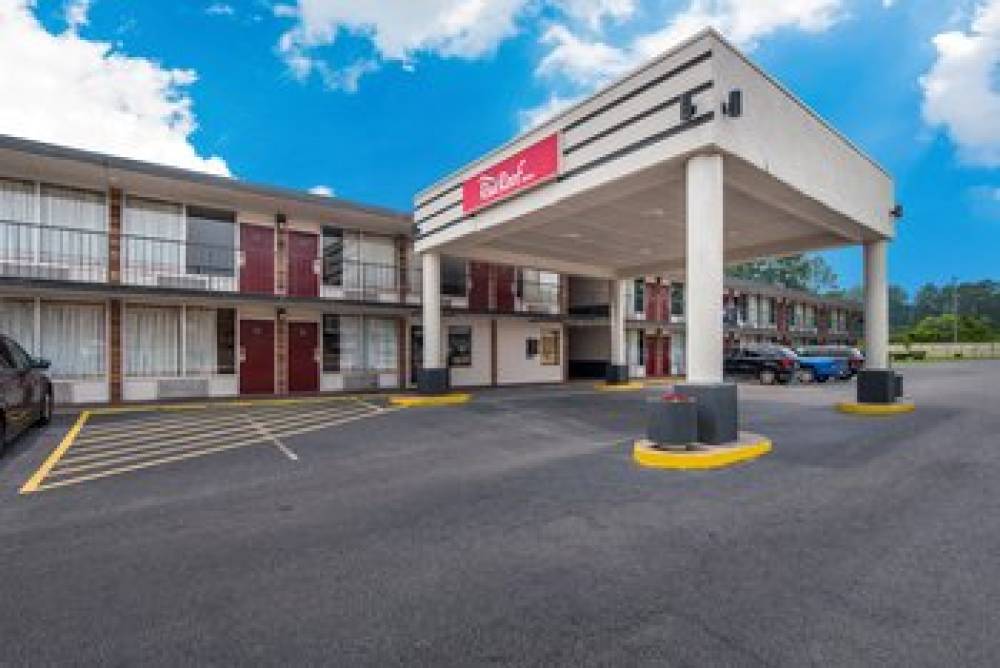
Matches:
[0,335,53,455]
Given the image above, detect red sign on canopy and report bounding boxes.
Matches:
[462,134,560,214]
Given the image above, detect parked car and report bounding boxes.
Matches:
[793,351,848,383]
[724,345,799,385]
[0,335,53,456]
[795,345,865,378]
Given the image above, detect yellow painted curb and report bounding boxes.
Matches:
[20,411,90,494]
[633,436,772,470]
[388,393,471,408]
[836,401,916,416]
[594,382,645,392]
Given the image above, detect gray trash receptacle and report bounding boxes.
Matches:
[647,394,698,449]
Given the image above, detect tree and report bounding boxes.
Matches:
[727,254,840,293]
[906,314,996,343]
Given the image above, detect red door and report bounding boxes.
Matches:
[496,266,515,312]
[645,335,659,377]
[287,231,319,298]
[288,321,319,393]
[468,262,491,311]
[240,225,274,294]
[239,319,274,395]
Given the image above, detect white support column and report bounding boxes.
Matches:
[609,279,628,374]
[864,239,889,370]
[421,252,443,370]
[685,154,725,385]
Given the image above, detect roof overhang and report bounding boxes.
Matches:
[414,29,896,278]
[0,134,411,236]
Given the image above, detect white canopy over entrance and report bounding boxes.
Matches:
[412,28,897,393]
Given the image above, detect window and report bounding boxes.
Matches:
[525,338,539,359]
[124,197,185,275]
[186,207,235,277]
[39,185,107,267]
[448,325,472,367]
[366,318,398,371]
[541,330,561,366]
[322,228,396,291]
[322,314,341,373]
[125,305,181,377]
[518,268,560,306]
[184,307,235,376]
[441,257,467,297]
[737,295,749,323]
[323,315,396,372]
[633,280,645,313]
[670,283,685,317]
[0,178,37,262]
[0,299,35,353]
[41,302,105,379]
[216,309,236,375]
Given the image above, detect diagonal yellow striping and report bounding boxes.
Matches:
[20,411,90,494]
[66,404,379,455]
[36,410,389,492]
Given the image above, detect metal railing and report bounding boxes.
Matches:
[0,219,108,283]
[121,232,242,292]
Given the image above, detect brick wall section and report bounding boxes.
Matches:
[396,236,408,302]
[397,318,407,390]
[274,215,287,296]
[275,310,288,395]
[108,188,122,285]
[109,299,122,403]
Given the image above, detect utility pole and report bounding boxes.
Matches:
[952,276,959,344]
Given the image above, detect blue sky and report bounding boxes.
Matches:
[2,0,998,294]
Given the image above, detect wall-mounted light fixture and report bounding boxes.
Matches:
[680,92,697,121]
[890,204,904,220]
[276,213,288,228]
[722,90,743,118]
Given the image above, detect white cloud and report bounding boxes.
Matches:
[557,0,636,30]
[308,185,335,197]
[276,0,531,87]
[0,0,229,176]
[206,3,235,17]
[921,0,1000,167]
[522,0,850,127]
[536,24,631,87]
[517,93,580,130]
[64,0,91,31]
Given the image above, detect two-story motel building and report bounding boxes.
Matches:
[0,133,861,406]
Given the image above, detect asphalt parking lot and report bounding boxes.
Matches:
[2,361,999,666]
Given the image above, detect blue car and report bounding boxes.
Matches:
[793,349,847,383]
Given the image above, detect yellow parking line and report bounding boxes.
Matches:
[87,394,378,416]
[38,408,396,492]
[72,403,377,448]
[37,437,273,491]
[20,411,90,494]
[61,406,380,463]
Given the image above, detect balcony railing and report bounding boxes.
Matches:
[122,232,241,292]
[0,219,108,283]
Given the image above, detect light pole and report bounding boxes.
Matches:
[952,276,959,344]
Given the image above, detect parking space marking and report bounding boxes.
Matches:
[19,411,90,494]
[21,399,398,494]
[247,414,298,461]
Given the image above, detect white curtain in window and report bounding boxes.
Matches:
[0,299,35,353]
[40,302,105,379]
[124,197,184,279]
[0,178,37,263]
[40,185,107,267]
[361,236,396,290]
[342,230,362,290]
[365,317,397,371]
[339,315,363,371]
[185,307,217,376]
[125,305,180,377]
